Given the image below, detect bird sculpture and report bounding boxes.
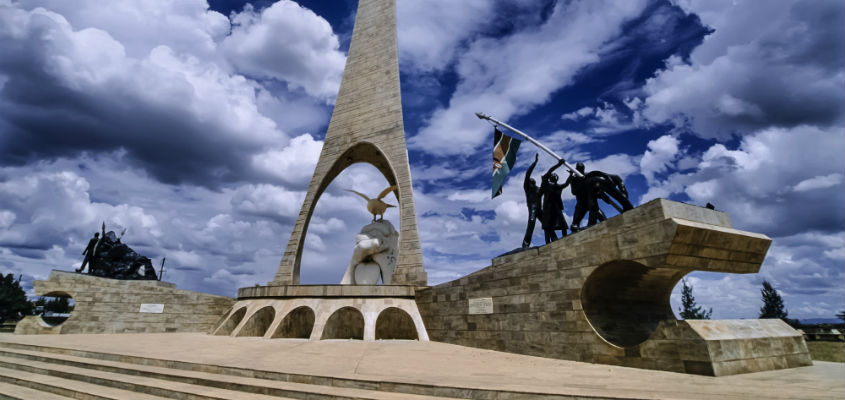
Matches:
[346,185,397,221]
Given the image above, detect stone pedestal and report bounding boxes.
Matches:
[217,285,428,341]
[15,270,234,335]
[414,199,812,376]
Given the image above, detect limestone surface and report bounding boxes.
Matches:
[415,199,810,376]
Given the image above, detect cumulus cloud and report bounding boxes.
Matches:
[222,1,346,101]
[639,135,680,183]
[409,0,649,155]
[642,125,845,237]
[251,133,323,187]
[643,0,845,139]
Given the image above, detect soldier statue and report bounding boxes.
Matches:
[522,154,543,248]
[540,159,569,243]
[76,232,100,273]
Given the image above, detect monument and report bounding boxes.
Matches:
[14,0,812,381]
[212,0,429,342]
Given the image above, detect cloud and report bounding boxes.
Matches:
[0,0,345,188]
[639,135,680,183]
[643,0,845,139]
[222,1,346,101]
[642,125,845,238]
[250,133,323,187]
[408,0,649,155]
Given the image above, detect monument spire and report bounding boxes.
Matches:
[271,0,426,286]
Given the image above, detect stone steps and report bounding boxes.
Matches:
[0,365,166,399]
[0,380,73,400]
[0,344,465,400]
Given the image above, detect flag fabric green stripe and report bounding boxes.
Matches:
[492,127,521,198]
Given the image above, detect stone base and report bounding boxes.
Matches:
[15,270,234,335]
[415,199,810,376]
[216,285,428,341]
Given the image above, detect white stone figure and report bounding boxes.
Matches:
[345,185,397,221]
[341,220,399,285]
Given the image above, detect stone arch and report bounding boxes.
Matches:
[375,307,418,340]
[272,306,315,339]
[321,306,365,340]
[288,142,399,284]
[214,306,247,336]
[581,260,687,348]
[237,306,276,337]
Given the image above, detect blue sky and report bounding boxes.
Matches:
[0,0,842,320]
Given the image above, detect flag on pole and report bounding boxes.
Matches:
[492,127,521,198]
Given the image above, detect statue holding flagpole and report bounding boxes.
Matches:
[478,112,634,248]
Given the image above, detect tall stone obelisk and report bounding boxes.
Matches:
[271,0,426,287]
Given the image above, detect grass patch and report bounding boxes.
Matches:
[806,341,845,363]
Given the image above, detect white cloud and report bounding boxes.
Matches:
[222,1,345,101]
[643,0,845,139]
[639,135,680,183]
[251,133,323,187]
[793,173,843,192]
[409,0,649,155]
[641,125,845,237]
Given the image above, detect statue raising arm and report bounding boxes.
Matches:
[542,158,565,181]
[524,153,539,190]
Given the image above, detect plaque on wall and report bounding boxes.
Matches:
[139,303,165,313]
[468,297,494,314]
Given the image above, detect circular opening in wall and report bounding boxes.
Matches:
[581,261,686,348]
[36,292,74,327]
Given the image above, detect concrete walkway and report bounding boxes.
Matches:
[1,333,842,399]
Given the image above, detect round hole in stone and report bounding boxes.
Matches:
[272,306,315,339]
[581,260,686,348]
[214,306,247,336]
[36,292,74,327]
[375,307,417,340]
[237,306,276,337]
[321,306,364,340]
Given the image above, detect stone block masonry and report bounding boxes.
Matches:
[15,270,234,335]
[415,198,812,376]
[272,0,426,287]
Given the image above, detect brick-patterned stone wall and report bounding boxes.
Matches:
[272,0,425,286]
[415,199,811,376]
[15,270,234,335]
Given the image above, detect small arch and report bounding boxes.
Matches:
[272,306,315,339]
[37,292,74,327]
[237,306,276,337]
[321,306,364,340]
[214,306,247,336]
[581,260,686,347]
[375,307,418,340]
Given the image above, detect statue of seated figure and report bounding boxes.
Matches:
[340,220,399,285]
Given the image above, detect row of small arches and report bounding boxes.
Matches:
[214,305,419,340]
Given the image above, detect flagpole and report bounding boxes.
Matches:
[476,112,584,178]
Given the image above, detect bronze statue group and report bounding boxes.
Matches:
[522,153,634,248]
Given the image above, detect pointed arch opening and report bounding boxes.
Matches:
[299,142,401,284]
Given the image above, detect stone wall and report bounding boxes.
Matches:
[415,199,811,376]
[15,270,234,335]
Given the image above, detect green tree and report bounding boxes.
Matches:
[759,280,788,319]
[835,310,844,323]
[0,273,33,323]
[678,279,712,319]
